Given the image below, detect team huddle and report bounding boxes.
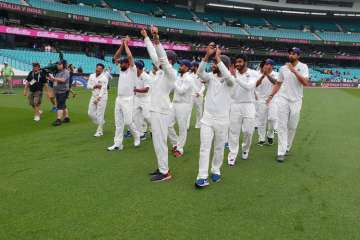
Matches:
[82,26,309,188]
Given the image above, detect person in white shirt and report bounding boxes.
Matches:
[168,59,194,157]
[267,47,309,162]
[255,59,278,146]
[107,37,141,151]
[87,63,108,137]
[141,27,177,182]
[195,43,234,188]
[227,55,260,165]
[133,60,152,139]
[187,61,205,129]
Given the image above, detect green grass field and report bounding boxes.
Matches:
[1,88,360,240]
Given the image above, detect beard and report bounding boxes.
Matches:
[120,66,128,72]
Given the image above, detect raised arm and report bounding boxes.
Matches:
[123,36,134,67]
[113,42,124,62]
[197,61,211,84]
[215,48,234,87]
[151,26,176,82]
[141,29,160,67]
[197,42,216,83]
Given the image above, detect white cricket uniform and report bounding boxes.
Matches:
[87,72,108,132]
[255,71,279,142]
[227,68,259,161]
[188,72,205,129]
[145,37,176,175]
[134,71,152,135]
[277,61,309,156]
[113,65,140,147]
[168,71,194,154]
[196,61,234,179]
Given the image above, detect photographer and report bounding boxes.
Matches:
[48,60,71,126]
[23,62,47,122]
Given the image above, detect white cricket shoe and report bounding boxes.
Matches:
[134,132,141,147]
[242,151,249,160]
[94,131,103,137]
[228,158,236,166]
[107,144,123,151]
[34,115,40,122]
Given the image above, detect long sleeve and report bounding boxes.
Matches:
[198,83,205,96]
[217,62,234,87]
[236,77,256,90]
[144,37,160,68]
[87,75,95,90]
[98,76,108,98]
[155,42,176,83]
[197,61,211,83]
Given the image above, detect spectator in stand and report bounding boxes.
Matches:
[1,62,15,94]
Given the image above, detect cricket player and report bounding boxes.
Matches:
[168,59,194,157]
[227,55,260,165]
[267,47,309,162]
[188,61,205,129]
[255,59,278,146]
[195,43,234,188]
[141,27,177,182]
[87,63,108,137]
[107,37,141,151]
[133,59,152,139]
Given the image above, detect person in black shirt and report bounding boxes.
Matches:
[23,62,47,122]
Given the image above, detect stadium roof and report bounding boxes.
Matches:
[206,0,360,14]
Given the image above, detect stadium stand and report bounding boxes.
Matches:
[105,0,159,14]
[316,31,360,42]
[76,0,103,7]
[267,16,339,32]
[210,24,248,35]
[127,12,209,32]
[159,4,194,20]
[27,0,129,22]
[196,9,267,26]
[3,0,24,4]
[246,27,317,40]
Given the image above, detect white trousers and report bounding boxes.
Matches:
[133,97,151,135]
[277,97,302,156]
[114,96,139,146]
[197,118,229,179]
[88,95,108,130]
[268,99,279,133]
[168,102,192,153]
[187,96,204,129]
[151,111,171,174]
[256,101,275,142]
[228,103,256,161]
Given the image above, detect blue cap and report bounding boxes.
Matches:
[135,60,145,70]
[264,58,274,65]
[288,47,301,55]
[178,59,192,68]
[119,57,129,64]
[191,61,200,67]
